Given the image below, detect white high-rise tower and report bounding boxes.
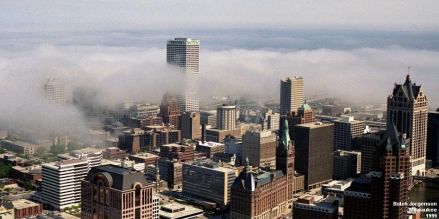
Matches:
[167,38,200,112]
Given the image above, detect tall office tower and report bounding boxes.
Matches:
[182,160,237,206]
[181,112,201,140]
[295,122,334,190]
[230,120,294,218]
[44,78,66,104]
[344,129,411,219]
[42,158,89,209]
[216,104,237,130]
[167,38,200,112]
[160,93,181,129]
[427,109,439,167]
[281,102,316,139]
[280,76,304,115]
[387,74,428,175]
[241,130,277,168]
[81,165,155,219]
[333,150,361,180]
[333,116,366,150]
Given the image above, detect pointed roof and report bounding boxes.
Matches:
[391,74,422,100]
[279,119,291,151]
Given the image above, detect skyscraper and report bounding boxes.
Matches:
[295,122,334,190]
[44,78,66,104]
[216,103,237,130]
[344,128,411,219]
[427,109,439,167]
[280,76,304,115]
[387,74,428,175]
[166,38,200,112]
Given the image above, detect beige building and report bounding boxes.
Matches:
[387,74,428,175]
[280,76,304,115]
[44,78,66,104]
[181,112,201,140]
[241,130,277,168]
[217,104,237,130]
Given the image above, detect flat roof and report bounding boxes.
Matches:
[12,199,40,209]
[160,203,203,219]
[296,122,333,129]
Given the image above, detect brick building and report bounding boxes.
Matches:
[229,120,294,218]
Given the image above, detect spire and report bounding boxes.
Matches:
[244,157,251,172]
[386,137,393,152]
[280,119,291,150]
[399,135,406,150]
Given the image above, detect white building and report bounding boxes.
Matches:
[167,38,200,112]
[152,196,160,219]
[42,159,89,209]
[217,104,237,130]
[44,78,66,105]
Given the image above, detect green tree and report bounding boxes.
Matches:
[34,147,47,157]
[0,148,5,154]
[49,144,66,155]
[0,164,11,178]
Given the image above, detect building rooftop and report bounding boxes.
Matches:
[85,164,151,191]
[12,199,40,209]
[159,203,203,219]
[198,141,225,148]
[296,122,333,129]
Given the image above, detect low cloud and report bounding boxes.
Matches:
[1,44,438,141]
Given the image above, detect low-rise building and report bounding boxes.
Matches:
[12,199,42,219]
[129,153,160,166]
[159,203,203,219]
[293,195,339,219]
[196,141,225,158]
[182,159,237,206]
[103,147,127,160]
[0,140,36,157]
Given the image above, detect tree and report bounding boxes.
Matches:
[49,144,66,155]
[34,147,47,157]
[0,164,11,178]
[0,148,5,154]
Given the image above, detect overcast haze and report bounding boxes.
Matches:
[0,1,438,139]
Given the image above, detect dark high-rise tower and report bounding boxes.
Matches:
[344,126,411,219]
[387,74,428,176]
[294,122,334,190]
[427,109,439,167]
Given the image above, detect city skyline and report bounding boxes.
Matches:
[0,2,438,219]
